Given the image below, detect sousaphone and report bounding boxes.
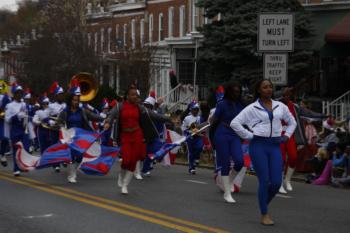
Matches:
[70,72,98,102]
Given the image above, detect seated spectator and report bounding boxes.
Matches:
[332,145,350,188]
[305,148,329,183]
[318,128,339,148]
[331,143,347,179]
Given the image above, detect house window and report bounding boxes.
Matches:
[168,7,174,38]
[123,24,127,47]
[140,19,145,47]
[179,5,186,37]
[100,28,105,52]
[149,14,153,43]
[159,13,164,41]
[131,19,136,49]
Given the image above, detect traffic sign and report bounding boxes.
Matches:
[258,13,294,52]
[263,53,288,86]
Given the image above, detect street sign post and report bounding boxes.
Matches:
[263,54,288,86]
[258,13,294,52]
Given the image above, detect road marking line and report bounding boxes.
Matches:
[185,180,208,185]
[276,194,293,199]
[0,172,229,233]
[0,174,202,233]
[23,214,54,219]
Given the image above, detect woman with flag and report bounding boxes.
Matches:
[104,86,171,195]
[57,80,104,183]
[209,82,245,203]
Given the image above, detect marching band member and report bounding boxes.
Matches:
[104,86,170,195]
[57,80,103,183]
[33,93,52,154]
[210,82,244,203]
[0,83,11,167]
[48,82,66,172]
[230,79,296,225]
[182,101,203,175]
[23,88,36,153]
[141,91,167,177]
[5,83,30,176]
[99,98,111,146]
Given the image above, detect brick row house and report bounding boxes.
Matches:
[85,0,207,99]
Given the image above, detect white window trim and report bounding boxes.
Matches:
[131,19,136,49]
[123,24,127,47]
[168,7,174,38]
[158,13,163,41]
[140,19,145,47]
[100,28,105,52]
[108,27,112,53]
[94,32,98,53]
[149,14,153,43]
[179,5,185,37]
[87,33,91,47]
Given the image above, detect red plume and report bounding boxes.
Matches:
[12,82,18,87]
[149,90,156,98]
[43,92,47,97]
[24,87,31,94]
[216,85,224,94]
[109,99,117,108]
[71,78,79,87]
[49,82,59,94]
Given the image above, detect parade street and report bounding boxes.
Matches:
[0,159,348,233]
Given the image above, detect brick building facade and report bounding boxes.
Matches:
[85,0,207,98]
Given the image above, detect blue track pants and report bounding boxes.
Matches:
[249,136,283,215]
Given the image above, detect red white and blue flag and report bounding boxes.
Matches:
[79,142,120,176]
[36,143,71,169]
[16,127,120,176]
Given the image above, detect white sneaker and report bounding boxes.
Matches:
[13,171,21,177]
[134,173,143,180]
[121,185,128,195]
[68,176,77,183]
[223,192,236,203]
[285,181,293,191]
[279,185,287,194]
[143,171,151,177]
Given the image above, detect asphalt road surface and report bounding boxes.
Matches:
[0,158,349,233]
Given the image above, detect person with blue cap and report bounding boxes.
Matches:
[33,93,52,155]
[5,82,30,176]
[48,82,66,172]
[182,100,204,174]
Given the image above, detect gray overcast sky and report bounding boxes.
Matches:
[0,0,19,11]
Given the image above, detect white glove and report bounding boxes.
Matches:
[49,120,56,126]
[17,111,26,119]
[100,113,107,119]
